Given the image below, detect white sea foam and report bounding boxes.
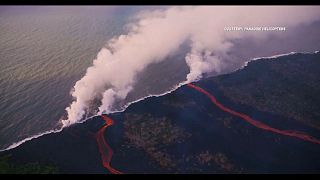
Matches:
[0,81,190,152]
[63,6,320,126]
[2,50,319,152]
[3,49,320,153]
[0,129,62,152]
[240,50,319,70]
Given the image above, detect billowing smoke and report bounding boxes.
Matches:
[62,6,320,127]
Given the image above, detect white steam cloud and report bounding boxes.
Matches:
[62,6,320,127]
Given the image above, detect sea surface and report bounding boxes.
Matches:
[1,6,320,151]
[0,6,195,151]
[0,6,143,150]
[2,53,320,173]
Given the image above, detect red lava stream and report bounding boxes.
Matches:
[95,114,123,174]
[95,83,320,173]
[187,83,320,145]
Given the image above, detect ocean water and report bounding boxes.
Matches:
[0,6,143,150]
[1,6,320,151]
[0,6,191,151]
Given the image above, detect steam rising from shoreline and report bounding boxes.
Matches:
[62,6,320,127]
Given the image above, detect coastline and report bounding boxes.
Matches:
[1,50,318,152]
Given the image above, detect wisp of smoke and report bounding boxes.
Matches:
[62,6,320,127]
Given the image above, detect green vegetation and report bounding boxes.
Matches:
[0,155,59,174]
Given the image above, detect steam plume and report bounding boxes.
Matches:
[62,6,320,126]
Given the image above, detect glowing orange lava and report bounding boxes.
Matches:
[187,83,320,145]
[95,83,319,173]
[95,114,123,174]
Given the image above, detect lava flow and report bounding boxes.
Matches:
[187,83,320,145]
[95,114,123,174]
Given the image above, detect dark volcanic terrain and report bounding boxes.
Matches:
[1,51,320,174]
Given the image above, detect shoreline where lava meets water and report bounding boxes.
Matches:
[95,114,123,174]
[96,83,320,174]
[187,83,320,145]
[2,51,318,153]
